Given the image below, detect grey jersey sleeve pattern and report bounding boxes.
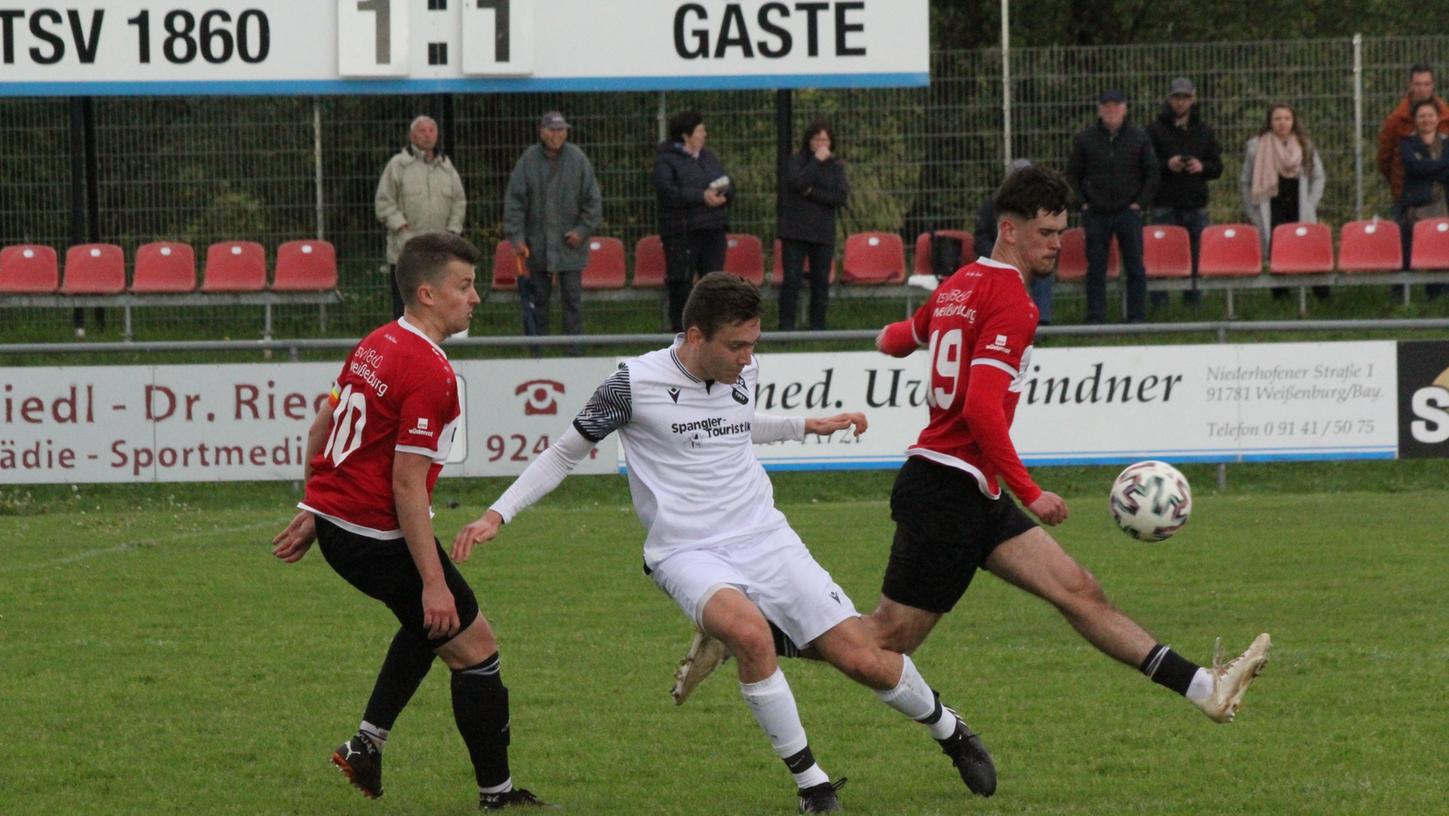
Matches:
[573,365,632,442]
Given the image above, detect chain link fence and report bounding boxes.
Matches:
[1,35,1445,342]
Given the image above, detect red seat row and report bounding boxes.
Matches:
[0,240,338,294]
[1054,219,1449,280]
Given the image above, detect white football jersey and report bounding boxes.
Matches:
[573,338,789,568]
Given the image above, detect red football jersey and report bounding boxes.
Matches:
[301,318,461,538]
[880,257,1041,504]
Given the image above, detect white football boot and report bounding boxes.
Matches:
[670,626,731,705]
[1193,633,1272,723]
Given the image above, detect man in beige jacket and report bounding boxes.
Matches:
[376,116,468,319]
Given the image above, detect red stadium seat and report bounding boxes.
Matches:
[770,239,836,286]
[131,242,196,292]
[912,230,975,276]
[724,233,765,285]
[1269,222,1334,275]
[841,231,906,285]
[201,241,267,292]
[1337,220,1401,273]
[491,240,520,291]
[1143,225,1192,279]
[1409,218,1449,269]
[1055,228,1119,281]
[61,244,125,294]
[271,240,337,291]
[1198,224,1262,277]
[581,237,626,289]
[633,234,666,288]
[0,244,59,293]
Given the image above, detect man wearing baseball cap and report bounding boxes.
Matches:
[1067,89,1158,323]
[1147,77,1223,306]
[503,111,603,352]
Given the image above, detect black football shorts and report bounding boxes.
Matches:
[315,516,481,647]
[882,456,1039,614]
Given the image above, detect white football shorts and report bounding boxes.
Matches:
[649,525,859,649]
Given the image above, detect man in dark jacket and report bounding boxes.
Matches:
[777,120,848,331]
[1068,90,1158,323]
[653,110,734,332]
[1147,78,1223,305]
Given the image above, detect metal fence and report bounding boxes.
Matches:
[2,35,1446,341]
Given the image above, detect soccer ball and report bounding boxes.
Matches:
[1109,460,1192,541]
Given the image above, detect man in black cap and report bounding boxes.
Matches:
[503,110,603,352]
[1067,90,1158,323]
[1147,77,1222,306]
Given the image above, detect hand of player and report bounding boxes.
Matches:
[1027,491,1069,526]
[805,412,868,438]
[271,510,316,563]
[421,581,460,639]
[564,230,583,248]
[451,509,504,562]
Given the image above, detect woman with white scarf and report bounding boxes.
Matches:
[1239,104,1328,299]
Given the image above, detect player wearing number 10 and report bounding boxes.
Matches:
[270,233,548,811]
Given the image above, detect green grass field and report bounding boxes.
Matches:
[2,467,1446,815]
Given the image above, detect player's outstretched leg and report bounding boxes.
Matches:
[1188,634,1272,723]
[329,626,438,798]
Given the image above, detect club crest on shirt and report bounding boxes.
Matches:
[731,385,748,405]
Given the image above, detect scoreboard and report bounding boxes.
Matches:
[0,0,929,95]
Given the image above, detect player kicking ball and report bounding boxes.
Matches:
[272,233,547,811]
[672,167,1272,772]
[453,272,995,813]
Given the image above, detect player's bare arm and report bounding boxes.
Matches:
[451,509,504,562]
[394,450,459,639]
[804,412,868,437]
[272,405,333,562]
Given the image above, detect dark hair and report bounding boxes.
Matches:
[1258,103,1315,166]
[667,110,704,144]
[395,232,481,308]
[1411,63,1434,79]
[799,118,836,155]
[993,165,1073,221]
[1412,98,1441,118]
[682,272,761,338]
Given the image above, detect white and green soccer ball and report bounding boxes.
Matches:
[1109,460,1192,541]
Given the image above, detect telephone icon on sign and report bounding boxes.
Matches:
[516,379,565,415]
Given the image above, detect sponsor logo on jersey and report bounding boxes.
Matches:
[985,333,1011,353]
[408,416,435,437]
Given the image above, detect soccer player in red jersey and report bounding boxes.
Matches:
[270,232,547,810]
[674,167,1271,763]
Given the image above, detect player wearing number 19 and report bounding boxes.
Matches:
[872,165,1271,734]
[270,233,548,811]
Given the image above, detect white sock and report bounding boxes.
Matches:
[479,777,513,796]
[358,720,389,752]
[1185,668,1215,701]
[875,655,957,740]
[739,668,828,788]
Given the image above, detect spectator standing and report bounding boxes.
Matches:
[1378,64,1449,298]
[1146,77,1222,306]
[653,111,734,332]
[1067,90,1158,323]
[1398,100,1449,279]
[778,119,848,331]
[975,158,1052,322]
[503,111,603,349]
[1240,104,1328,301]
[376,116,467,320]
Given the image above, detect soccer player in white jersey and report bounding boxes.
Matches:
[452,272,996,813]
[271,233,547,810]
[674,167,1273,773]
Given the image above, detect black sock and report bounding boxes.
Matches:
[451,652,511,789]
[769,621,801,658]
[783,746,818,778]
[362,627,436,730]
[1139,643,1201,696]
